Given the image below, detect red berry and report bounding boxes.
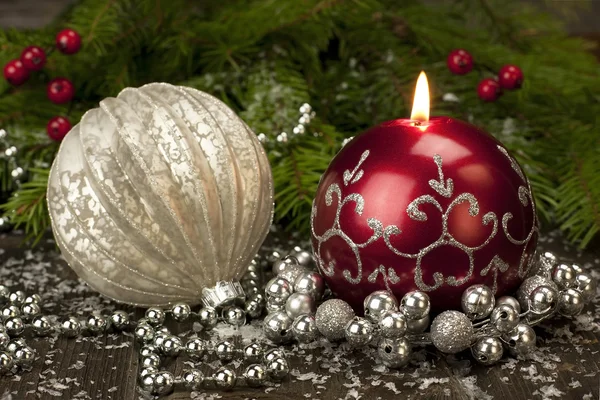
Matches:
[3,59,30,86]
[447,49,473,75]
[56,28,82,55]
[47,77,75,104]
[47,116,71,141]
[20,46,47,71]
[498,64,524,90]
[477,78,502,102]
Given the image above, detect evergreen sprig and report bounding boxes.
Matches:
[0,0,598,247]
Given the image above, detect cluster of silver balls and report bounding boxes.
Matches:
[257,103,317,145]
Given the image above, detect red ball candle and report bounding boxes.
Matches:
[311,72,538,313]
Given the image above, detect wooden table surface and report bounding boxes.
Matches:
[0,231,599,400]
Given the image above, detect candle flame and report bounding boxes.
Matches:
[410,71,430,123]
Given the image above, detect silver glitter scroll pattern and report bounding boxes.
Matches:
[47,83,274,306]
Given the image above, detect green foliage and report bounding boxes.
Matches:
[0,0,599,247]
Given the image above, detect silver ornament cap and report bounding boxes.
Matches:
[201,281,245,309]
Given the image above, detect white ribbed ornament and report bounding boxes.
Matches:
[47,83,273,306]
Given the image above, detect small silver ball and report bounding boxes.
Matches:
[315,299,355,341]
[198,307,218,330]
[32,315,53,336]
[23,294,41,305]
[344,317,373,347]
[378,311,407,338]
[517,276,558,312]
[406,315,430,334]
[294,271,325,301]
[290,249,314,267]
[528,285,558,315]
[171,303,191,322]
[213,367,236,391]
[13,346,34,368]
[285,293,315,319]
[60,316,82,338]
[110,310,130,330]
[223,305,246,326]
[161,335,182,356]
[364,290,399,323]
[266,299,285,313]
[272,255,298,275]
[182,368,204,390]
[21,303,41,319]
[471,337,504,365]
[496,296,521,314]
[2,305,20,319]
[575,273,597,302]
[6,338,26,354]
[0,352,13,375]
[279,264,308,287]
[145,308,165,326]
[378,338,411,368]
[245,364,267,387]
[0,332,9,349]
[215,340,235,362]
[265,277,293,305]
[291,314,318,343]
[430,311,473,354]
[153,332,170,349]
[152,370,174,395]
[185,338,206,360]
[139,345,158,358]
[0,286,9,302]
[571,263,584,274]
[134,323,155,343]
[400,291,430,320]
[266,357,289,380]
[461,284,495,320]
[557,288,585,317]
[5,317,24,336]
[503,324,536,356]
[490,304,520,333]
[8,291,26,305]
[263,311,294,344]
[87,314,109,333]
[139,366,158,380]
[245,298,264,319]
[263,347,285,363]
[552,264,576,289]
[139,373,155,392]
[141,353,161,368]
[243,343,263,362]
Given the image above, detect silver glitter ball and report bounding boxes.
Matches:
[145,308,165,326]
[21,303,41,319]
[472,337,504,365]
[263,347,285,363]
[503,324,536,356]
[272,255,298,275]
[23,294,41,305]
[529,285,559,316]
[5,317,24,336]
[134,323,155,343]
[214,367,236,391]
[140,345,158,358]
[32,315,53,336]
[139,373,155,392]
[182,368,204,390]
[517,276,558,312]
[8,291,26,305]
[285,293,315,319]
[557,288,585,317]
[290,249,314,267]
[378,337,411,368]
[223,305,246,326]
[552,264,576,289]
[185,338,206,360]
[279,264,308,287]
[6,338,26,354]
[266,357,289,380]
[575,273,597,302]
[60,316,82,338]
[245,298,264,319]
[315,299,355,341]
[141,353,161,368]
[2,305,20,319]
[0,352,13,375]
[378,311,407,338]
[14,345,34,368]
[87,314,109,333]
[170,303,191,322]
[265,276,293,305]
[198,307,218,330]
[291,314,318,343]
[364,291,399,323]
[216,340,236,362]
[0,332,9,349]
[490,304,520,333]
[406,315,430,334]
[245,363,267,387]
[461,284,495,320]
[496,296,521,314]
[152,370,174,395]
[294,271,325,301]
[263,311,294,343]
[243,342,263,362]
[430,311,474,354]
[344,317,373,347]
[161,335,182,356]
[110,310,130,330]
[400,291,430,320]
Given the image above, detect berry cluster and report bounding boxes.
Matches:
[2,29,82,141]
[446,49,524,102]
